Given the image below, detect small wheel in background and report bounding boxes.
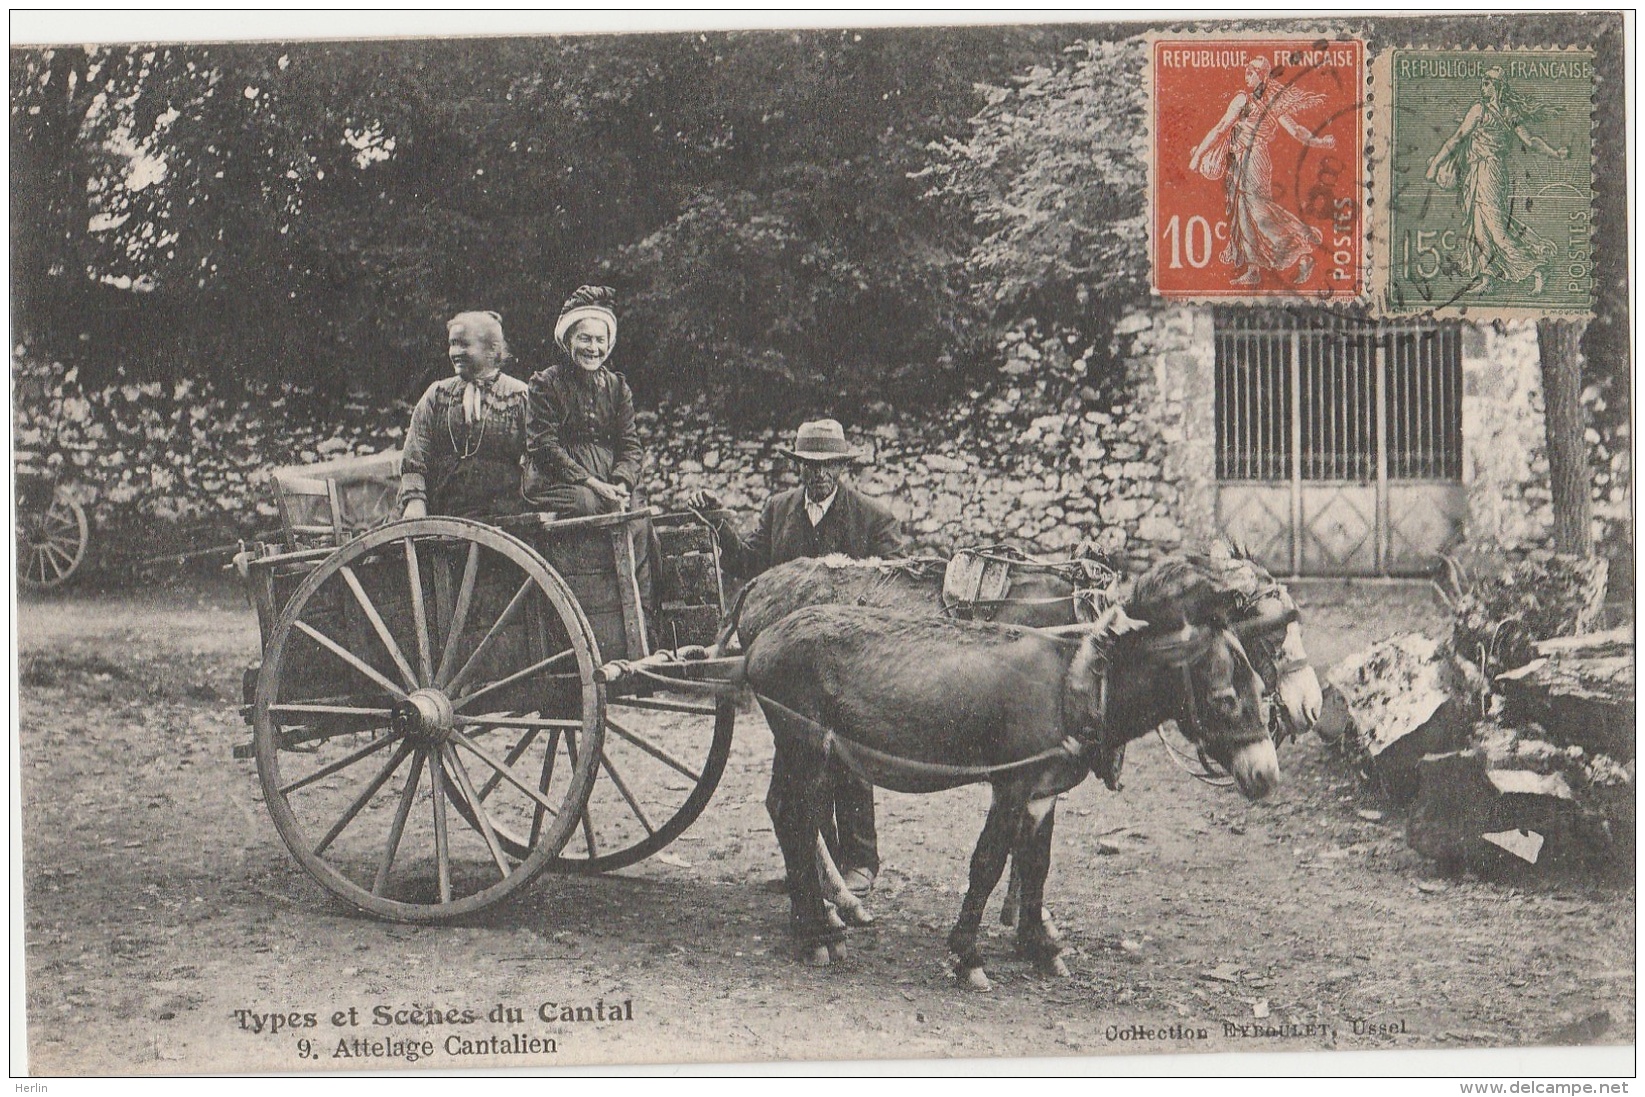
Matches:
[19,487,88,590]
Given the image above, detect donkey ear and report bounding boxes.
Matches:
[1105,606,1152,637]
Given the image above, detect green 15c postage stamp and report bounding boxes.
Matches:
[1379,49,1596,317]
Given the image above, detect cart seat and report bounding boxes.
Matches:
[268,449,402,549]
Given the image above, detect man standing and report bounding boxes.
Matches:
[688,419,903,897]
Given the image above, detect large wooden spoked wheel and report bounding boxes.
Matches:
[544,688,736,874]
[253,518,604,921]
[18,486,88,590]
[455,689,735,875]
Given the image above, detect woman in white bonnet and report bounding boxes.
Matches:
[523,286,646,516]
[399,310,530,518]
[524,285,658,616]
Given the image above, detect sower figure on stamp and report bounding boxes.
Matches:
[688,419,904,898]
[524,285,659,618]
[1425,66,1568,296]
[1188,56,1337,287]
[399,310,531,520]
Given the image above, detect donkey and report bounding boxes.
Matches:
[717,544,1319,929]
[742,555,1285,989]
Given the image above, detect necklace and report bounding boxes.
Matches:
[448,377,491,461]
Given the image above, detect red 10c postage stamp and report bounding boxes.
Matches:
[1150,37,1365,302]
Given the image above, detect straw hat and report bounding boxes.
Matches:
[777,419,864,463]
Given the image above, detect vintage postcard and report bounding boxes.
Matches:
[9,11,1633,1083]
[1376,48,1597,318]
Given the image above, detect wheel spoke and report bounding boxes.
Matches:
[294,620,408,700]
[598,751,656,837]
[269,703,397,720]
[449,729,561,817]
[610,696,720,718]
[604,715,703,783]
[443,744,513,881]
[44,539,78,566]
[428,748,453,904]
[373,749,426,896]
[404,536,434,686]
[460,714,583,730]
[564,729,597,858]
[529,728,561,848]
[435,541,481,687]
[313,739,414,855]
[442,579,534,694]
[340,565,420,692]
[452,650,577,711]
[278,729,402,795]
[475,726,541,802]
[38,547,63,581]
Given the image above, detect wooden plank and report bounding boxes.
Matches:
[608,525,649,660]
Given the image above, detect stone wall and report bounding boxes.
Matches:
[647,307,1213,566]
[646,309,1589,570]
[1460,320,1552,550]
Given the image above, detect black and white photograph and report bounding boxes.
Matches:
[9,11,1634,1080]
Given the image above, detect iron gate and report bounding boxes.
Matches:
[1214,312,1465,577]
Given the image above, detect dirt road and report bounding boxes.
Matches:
[16,578,1634,1073]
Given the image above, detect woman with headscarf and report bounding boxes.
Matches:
[399,310,530,519]
[524,285,658,619]
[523,286,647,516]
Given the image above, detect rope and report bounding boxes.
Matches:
[1154,723,1235,787]
[751,691,1086,782]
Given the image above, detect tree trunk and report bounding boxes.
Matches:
[1537,317,1593,555]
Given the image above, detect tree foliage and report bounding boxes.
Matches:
[11,28,1065,419]
[920,39,1150,331]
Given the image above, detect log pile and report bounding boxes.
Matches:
[1329,558,1633,874]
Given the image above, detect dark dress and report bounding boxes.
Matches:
[523,362,645,515]
[399,373,529,518]
[523,361,657,614]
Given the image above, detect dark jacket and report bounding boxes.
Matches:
[719,481,903,581]
[398,372,530,518]
[524,362,645,497]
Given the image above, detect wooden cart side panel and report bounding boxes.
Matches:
[251,542,566,712]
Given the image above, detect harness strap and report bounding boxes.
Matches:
[753,691,1084,781]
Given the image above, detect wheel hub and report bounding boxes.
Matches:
[392,688,457,744]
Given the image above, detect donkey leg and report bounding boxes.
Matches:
[1000,859,1021,927]
[1013,795,1069,977]
[947,786,1022,991]
[1000,811,1027,927]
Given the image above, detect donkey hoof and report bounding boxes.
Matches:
[804,944,833,967]
[825,904,848,931]
[960,966,993,992]
[826,941,848,963]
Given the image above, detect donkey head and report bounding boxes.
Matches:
[1205,541,1321,742]
[1116,558,1281,800]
